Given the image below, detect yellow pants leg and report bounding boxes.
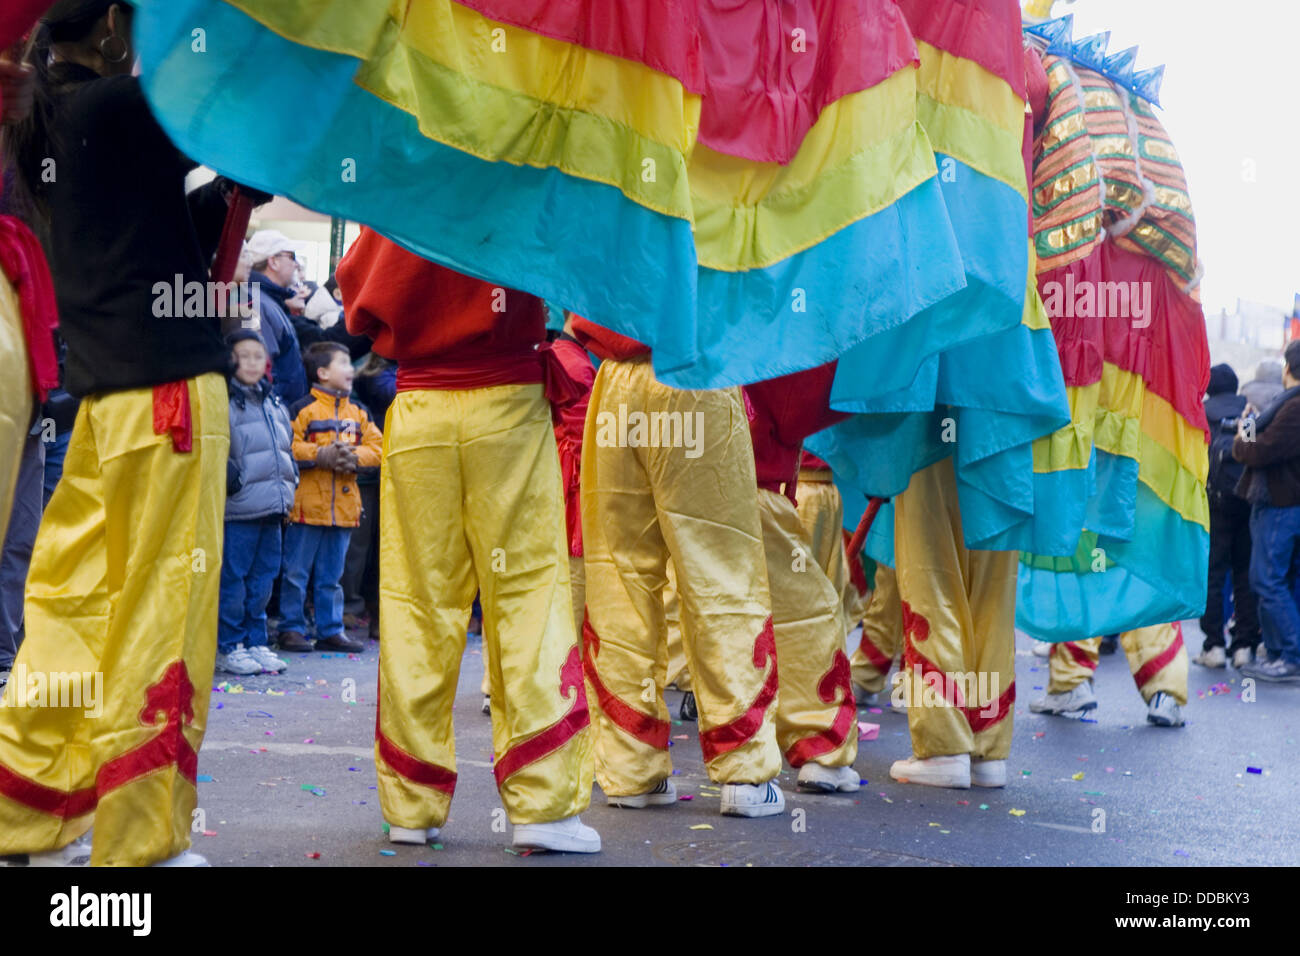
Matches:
[894,458,1018,761]
[1047,639,1100,693]
[796,473,870,628]
[0,374,227,866]
[1121,622,1188,705]
[663,562,691,691]
[852,564,903,695]
[760,489,857,768]
[0,270,33,545]
[377,385,592,828]
[581,358,779,795]
[483,556,585,699]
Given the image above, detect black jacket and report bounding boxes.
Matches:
[42,63,228,397]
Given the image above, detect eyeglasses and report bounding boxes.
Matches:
[273,251,297,263]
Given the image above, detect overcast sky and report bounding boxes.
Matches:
[1053,0,1300,317]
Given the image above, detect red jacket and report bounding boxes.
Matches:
[569,315,650,362]
[339,227,546,389]
[743,363,847,502]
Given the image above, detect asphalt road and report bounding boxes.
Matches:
[193,621,1300,867]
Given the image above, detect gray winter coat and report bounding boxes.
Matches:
[226,379,298,521]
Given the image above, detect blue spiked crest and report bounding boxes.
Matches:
[1070,32,1111,73]
[1129,65,1165,106]
[1102,46,1139,85]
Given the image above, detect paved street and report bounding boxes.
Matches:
[194,622,1300,867]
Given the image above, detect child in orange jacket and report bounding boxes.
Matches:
[279,342,382,654]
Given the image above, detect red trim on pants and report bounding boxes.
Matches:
[901,604,1013,733]
[785,650,856,767]
[857,631,893,674]
[0,660,198,818]
[582,613,671,750]
[1132,623,1184,691]
[699,618,778,763]
[1057,641,1098,670]
[374,700,458,796]
[493,645,589,786]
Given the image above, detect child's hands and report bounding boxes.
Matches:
[336,443,359,474]
[315,442,343,470]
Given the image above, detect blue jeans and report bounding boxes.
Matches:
[218,517,284,653]
[41,429,71,508]
[1248,503,1300,665]
[280,523,351,639]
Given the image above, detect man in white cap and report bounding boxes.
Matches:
[246,229,307,405]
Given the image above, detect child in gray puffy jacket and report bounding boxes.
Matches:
[218,331,299,675]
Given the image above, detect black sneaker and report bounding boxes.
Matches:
[679,691,697,721]
[1099,635,1119,655]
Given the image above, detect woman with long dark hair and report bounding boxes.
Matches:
[0,0,253,867]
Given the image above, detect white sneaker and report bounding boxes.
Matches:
[796,763,860,793]
[719,780,785,817]
[1146,692,1185,728]
[1032,640,1052,658]
[247,644,287,673]
[215,645,262,676]
[1029,679,1098,716]
[388,825,441,845]
[608,778,677,808]
[512,815,601,853]
[1193,646,1226,669]
[1233,647,1256,669]
[971,758,1007,788]
[153,850,210,866]
[890,753,971,789]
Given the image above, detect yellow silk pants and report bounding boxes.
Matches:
[376,384,592,828]
[894,458,1018,761]
[581,357,780,796]
[1047,623,1188,705]
[796,469,870,628]
[481,554,585,698]
[663,562,692,691]
[0,374,227,866]
[852,564,903,695]
[0,270,32,546]
[760,489,857,768]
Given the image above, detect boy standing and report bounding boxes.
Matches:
[217,332,297,675]
[279,342,381,654]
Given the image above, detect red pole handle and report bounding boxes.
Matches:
[846,496,887,563]
[211,185,255,284]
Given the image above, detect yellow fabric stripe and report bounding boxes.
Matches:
[355,15,697,220]
[690,71,937,271]
[224,0,394,58]
[914,41,1027,200]
[1033,382,1099,472]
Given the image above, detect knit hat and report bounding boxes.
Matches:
[1206,363,1238,396]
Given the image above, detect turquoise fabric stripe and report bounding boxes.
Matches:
[1016,482,1209,641]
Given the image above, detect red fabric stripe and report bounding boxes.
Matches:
[581,614,671,751]
[964,680,1015,733]
[785,650,857,767]
[896,0,1027,99]
[493,645,589,786]
[1060,641,1098,671]
[699,618,778,763]
[857,630,892,674]
[375,731,458,795]
[0,764,96,819]
[1132,623,1185,690]
[1037,243,1211,438]
[453,0,706,92]
[696,0,917,164]
[152,381,193,453]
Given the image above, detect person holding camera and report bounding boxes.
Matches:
[1233,341,1300,682]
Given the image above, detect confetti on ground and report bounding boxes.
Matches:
[940,830,950,834]
[380,850,396,857]
[265,731,273,736]
[246,710,273,718]
[1032,732,1045,739]
[1083,790,1104,796]
[673,734,689,740]
[266,689,285,697]
[857,722,880,741]
[679,795,693,801]
[957,800,969,805]
[1247,767,1262,774]
[215,703,223,710]
[196,774,213,782]
[928,822,941,827]
[979,804,989,810]
[1009,809,1026,817]
[1021,770,1031,776]
[301,784,326,796]
[348,767,359,772]
[1072,772,1085,781]
[202,830,217,837]
[1174,849,1189,858]
[689,824,714,830]
[305,852,321,859]
[303,738,315,744]
[431,843,444,850]
[1105,767,1114,773]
